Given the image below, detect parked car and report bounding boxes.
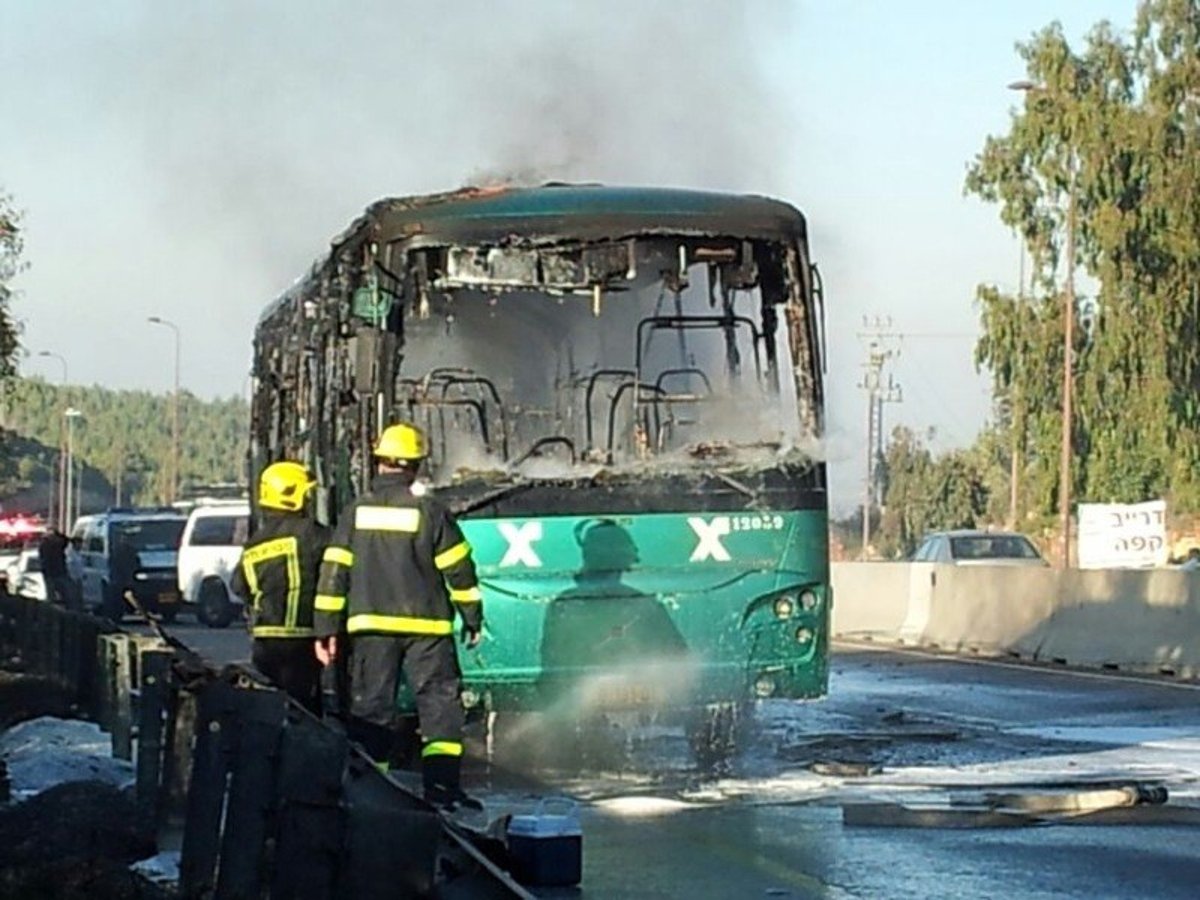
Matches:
[178,502,250,628]
[0,539,24,594]
[71,508,190,620]
[911,530,1048,566]
[5,547,46,601]
[0,516,44,593]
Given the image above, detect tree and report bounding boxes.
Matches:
[0,378,248,513]
[0,189,25,378]
[966,2,1200,517]
[875,427,992,559]
[876,426,935,558]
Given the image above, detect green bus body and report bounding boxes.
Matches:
[455,510,830,713]
[249,184,831,725]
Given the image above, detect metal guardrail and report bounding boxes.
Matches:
[0,594,530,899]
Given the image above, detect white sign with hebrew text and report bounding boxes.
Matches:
[1077,500,1168,569]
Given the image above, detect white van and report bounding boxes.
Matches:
[73,509,190,621]
[178,502,250,628]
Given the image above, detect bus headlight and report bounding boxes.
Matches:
[773,595,796,619]
[799,590,818,611]
[753,674,777,698]
[795,627,813,645]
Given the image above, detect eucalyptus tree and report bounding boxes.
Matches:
[0,190,24,378]
[967,1,1200,515]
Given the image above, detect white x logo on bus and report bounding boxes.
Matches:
[498,521,543,568]
[688,516,731,562]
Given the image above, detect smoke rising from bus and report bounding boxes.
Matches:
[104,2,796,287]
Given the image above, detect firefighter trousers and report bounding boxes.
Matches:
[252,638,322,716]
[345,633,464,763]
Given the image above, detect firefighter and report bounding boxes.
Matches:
[231,461,328,714]
[314,422,483,810]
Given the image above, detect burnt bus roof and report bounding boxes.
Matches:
[362,183,808,246]
[264,184,808,318]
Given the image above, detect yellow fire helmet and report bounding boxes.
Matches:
[259,461,317,512]
[373,422,429,462]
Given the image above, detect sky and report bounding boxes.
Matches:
[0,0,1136,512]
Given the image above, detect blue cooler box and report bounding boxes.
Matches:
[506,798,582,887]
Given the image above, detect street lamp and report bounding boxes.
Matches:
[63,408,84,528]
[37,351,68,524]
[1010,79,1077,568]
[147,316,181,504]
[36,350,67,384]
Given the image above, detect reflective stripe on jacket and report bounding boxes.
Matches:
[230,512,329,639]
[314,473,482,638]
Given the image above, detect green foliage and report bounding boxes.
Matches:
[0,377,248,512]
[965,1,1200,517]
[0,428,56,502]
[0,189,25,378]
[875,427,991,559]
[866,2,1200,557]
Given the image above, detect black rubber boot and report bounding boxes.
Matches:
[422,753,482,812]
[346,718,395,769]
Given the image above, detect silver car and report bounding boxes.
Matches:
[911,530,1047,566]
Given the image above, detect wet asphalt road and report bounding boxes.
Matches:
[161,619,1200,898]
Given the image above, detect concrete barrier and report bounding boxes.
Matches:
[1035,568,1200,678]
[919,565,1060,658]
[830,563,914,638]
[831,561,1200,679]
[897,563,936,645]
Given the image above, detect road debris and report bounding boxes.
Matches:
[843,780,1185,828]
[808,761,881,777]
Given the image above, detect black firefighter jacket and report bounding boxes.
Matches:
[313,474,482,639]
[231,512,330,639]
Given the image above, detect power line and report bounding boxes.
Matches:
[857,316,902,558]
[864,326,987,448]
[895,332,976,340]
[902,355,985,448]
[852,319,993,557]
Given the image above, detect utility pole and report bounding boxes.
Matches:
[147,316,181,504]
[63,408,83,528]
[1008,241,1026,530]
[871,375,903,506]
[115,439,125,507]
[1009,79,1077,568]
[57,426,66,526]
[37,351,68,525]
[857,317,902,559]
[1060,163,1077,568]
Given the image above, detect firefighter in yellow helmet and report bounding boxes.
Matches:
[314,423,484,810]
[230,461,329,714]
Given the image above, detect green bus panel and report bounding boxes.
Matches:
[448,509,830,713]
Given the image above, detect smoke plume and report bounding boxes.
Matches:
[8,1,801,401]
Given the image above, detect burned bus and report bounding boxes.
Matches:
[250,184,829,758]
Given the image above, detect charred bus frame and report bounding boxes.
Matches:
[251,184,829,761]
